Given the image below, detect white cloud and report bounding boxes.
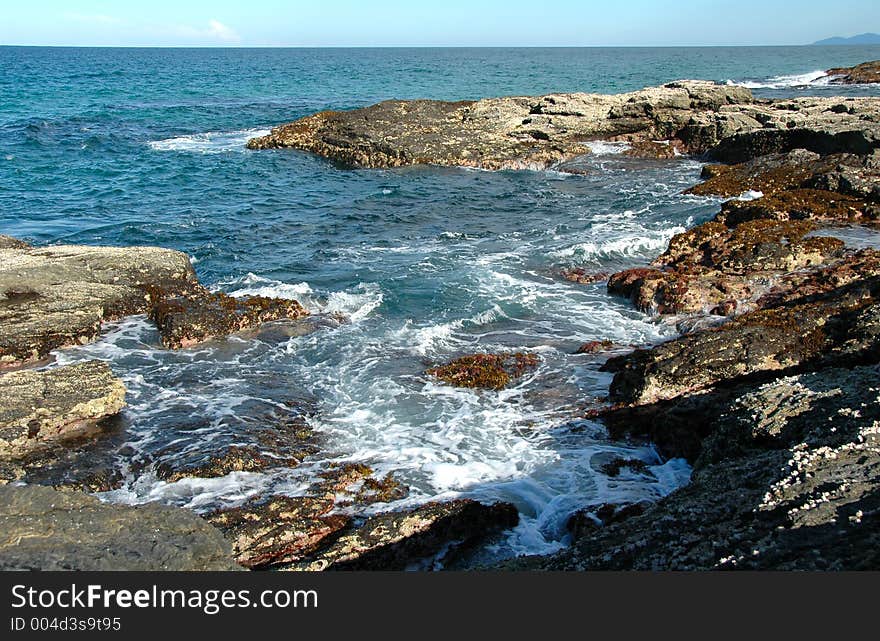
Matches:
[205,20,239,42]
[169,19,241,43]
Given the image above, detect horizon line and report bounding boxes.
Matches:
[3,43,878,49]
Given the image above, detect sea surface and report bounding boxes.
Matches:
[2,46,879,563]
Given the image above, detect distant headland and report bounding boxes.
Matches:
[813,33,880,45]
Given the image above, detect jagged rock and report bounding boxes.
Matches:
[509,365,880,570]
[604,276,880,406]
[0,484,240,570]
[828,60,880,84]
[205,496,350,569]
[426,352,539,389]
[0,361,125,462]
[609,219,846,315]
[686,150,877,199]
[283,500,519,571]
[248,82,754,169]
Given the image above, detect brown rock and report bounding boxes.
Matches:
[150,290,309,350]
[426,352,539,389]
[205,496,350,569]
[283,499,519,571]
[828,60,880,85]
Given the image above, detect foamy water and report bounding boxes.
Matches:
[45,149,716,562]
[148,128,270,153]
[726,69,832,89]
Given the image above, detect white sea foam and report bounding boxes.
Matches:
[736,190,764,201]
[550,226,685,262]
[585,141,632,155]
[726,70,830,89]
[147,128,270,153]
[223,273,383,322]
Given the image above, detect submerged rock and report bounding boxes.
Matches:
[0,484,240,570]
[426,352,539,389]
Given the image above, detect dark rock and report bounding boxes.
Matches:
[686,150,864,198]
[507,364,880,570]
[283,499,519,571]
[0,484,240,570]
[604,276,880,406]
[566,501,652,540]
[599,457,652,477]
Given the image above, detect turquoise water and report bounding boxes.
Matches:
[2,46,879,562]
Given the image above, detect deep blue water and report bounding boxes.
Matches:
[2,46,879,563]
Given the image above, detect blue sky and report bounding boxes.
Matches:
[1,1,878,47]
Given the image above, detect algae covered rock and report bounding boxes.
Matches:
[427,352,539,389]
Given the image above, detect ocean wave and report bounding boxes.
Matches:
[550,226,686,262]
[726,70,831,89]
[147,128,270,153]
[585,141,632,155]
[224,272,383,322]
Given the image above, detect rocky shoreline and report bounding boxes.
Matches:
[4,67,880,570]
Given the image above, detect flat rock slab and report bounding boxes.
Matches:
[0,243,198,366]
[0,485,240,570]
[248,81,755,169]
[0,360,126,463]
[249,81,880,171]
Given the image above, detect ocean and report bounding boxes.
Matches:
[2,45,879,563]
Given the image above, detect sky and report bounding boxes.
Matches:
[0,1,878,47]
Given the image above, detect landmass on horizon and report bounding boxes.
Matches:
[814,32,880,45]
